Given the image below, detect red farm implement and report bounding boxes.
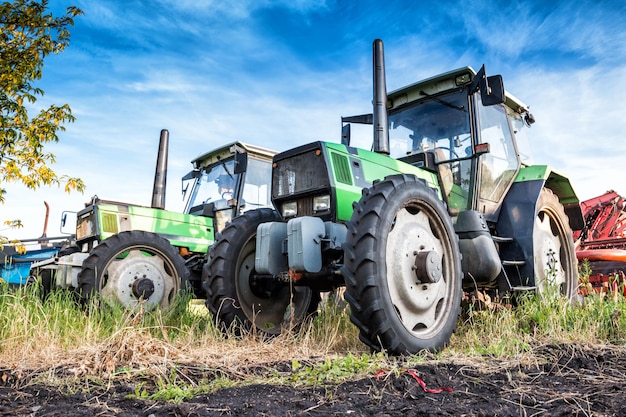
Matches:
[574,190,626,296]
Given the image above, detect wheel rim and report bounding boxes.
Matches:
[236,240,312,335]
[385,204,455,338]
[99,246,179,310]
[533,209,567,294]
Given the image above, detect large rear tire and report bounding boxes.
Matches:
[533,188,578,300]
[343,174,462,355]
[204,208,319,335]
[78,231,187,310]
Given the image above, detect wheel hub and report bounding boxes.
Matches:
[132,278,156,299]
[413,251,442,283]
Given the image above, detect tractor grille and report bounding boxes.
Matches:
[272,146,330,198]
[272,142,334,220]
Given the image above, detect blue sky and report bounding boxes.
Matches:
[3,0,626,240]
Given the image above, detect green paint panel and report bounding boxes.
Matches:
[96,204,214,253]
[545,171,580,207]
[324,142,441,222]
[514,165,550,182]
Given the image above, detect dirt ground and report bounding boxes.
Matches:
[0,343,624,417]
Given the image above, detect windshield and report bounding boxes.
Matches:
[388,90,473,211]
[388,90,471,160]
[386,88,521,214]
[184,156,273,214]
[184,159,239,212]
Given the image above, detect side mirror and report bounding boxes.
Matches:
[181,169,200,200]
[341,123,351,146]
[60,211,77,235]
[234,151,248,174]
[341,113,373,147]
[182,169,201,180]
[480,74,505,106]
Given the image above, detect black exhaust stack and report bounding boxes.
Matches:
[372,39,389,155]
[151,129,169,210]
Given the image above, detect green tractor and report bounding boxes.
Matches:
[203,39,583,354]
[40,132,276,309]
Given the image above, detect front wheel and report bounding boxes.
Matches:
[203,208,319,336]
[78,231,187,310]
[343,174,463,355]
[533,188,578,300]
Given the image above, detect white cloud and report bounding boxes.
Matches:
[456,1,626,63]
[509,63,626,200]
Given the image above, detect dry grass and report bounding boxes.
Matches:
[0,286,366,389]
[2,279,626,394]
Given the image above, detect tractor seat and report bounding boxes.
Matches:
[434,148,454,200]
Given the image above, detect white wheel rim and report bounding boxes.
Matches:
[99,248,177,310]
[386,207,450,335]
[534,210,566,292]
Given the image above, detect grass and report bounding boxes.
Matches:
[2,269,626,402]
[451,286,626,358]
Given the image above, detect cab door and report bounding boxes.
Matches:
[474,94,521,220]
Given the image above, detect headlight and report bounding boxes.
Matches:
[313,195,330,212]
[282,201,297,218]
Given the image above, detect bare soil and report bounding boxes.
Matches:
[1,343,624,417]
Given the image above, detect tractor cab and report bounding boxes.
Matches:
[346,66,534,222]
[183,142,276,232]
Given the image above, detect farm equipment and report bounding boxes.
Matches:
[1,202,70,286]
[32,130,276,309]
[203,39,583,354]
[574,190,626,295]
[1,246,59,285]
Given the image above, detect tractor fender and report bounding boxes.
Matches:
[509,165,583,230]
[494,165,582,289]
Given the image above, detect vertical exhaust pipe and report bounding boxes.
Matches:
[372,39,389,155]
[38,201,50,246]
[151,129,169,209]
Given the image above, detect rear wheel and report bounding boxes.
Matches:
[204,208,319,335]
[533,188,578,300]
[78,231,187,310]
[343,174,462,355]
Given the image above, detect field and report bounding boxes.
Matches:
[1,281,626,416]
